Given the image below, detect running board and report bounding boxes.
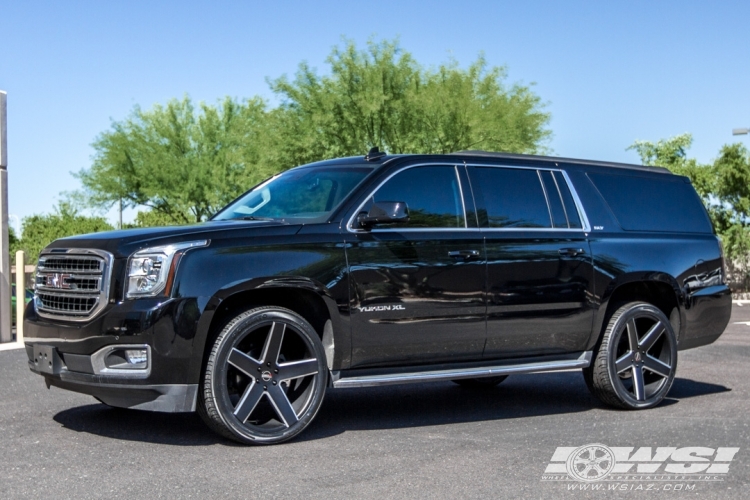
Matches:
[331,351,592,389]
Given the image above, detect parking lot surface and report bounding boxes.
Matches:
[1,306,749,499]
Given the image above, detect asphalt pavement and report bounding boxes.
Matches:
[1,305,749,499]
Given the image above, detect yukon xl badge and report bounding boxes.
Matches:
[358,304,406,313]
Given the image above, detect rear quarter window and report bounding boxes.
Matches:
[588,172,713,233]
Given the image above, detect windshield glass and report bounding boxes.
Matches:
[213,165,374,222]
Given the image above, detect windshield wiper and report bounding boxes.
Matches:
[236,216,276,221]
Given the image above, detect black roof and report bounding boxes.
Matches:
[299,150,671,175]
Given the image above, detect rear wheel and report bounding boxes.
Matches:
[198,306,327,444]
[584,302,677,409]
[451,375,508,388]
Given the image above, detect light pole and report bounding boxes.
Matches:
[733,128,749,136]
[0,91,11,343]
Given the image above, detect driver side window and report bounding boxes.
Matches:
[370,165,466,228]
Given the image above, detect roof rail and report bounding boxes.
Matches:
[449,150,671,174]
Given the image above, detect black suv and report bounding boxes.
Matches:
[25,150,732,444]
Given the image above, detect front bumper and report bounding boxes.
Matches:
[24,295,205,412]
[25,343,198,412]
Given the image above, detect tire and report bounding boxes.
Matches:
[583,302,677,410]
[451,376,508,388]
[198,306,328,444]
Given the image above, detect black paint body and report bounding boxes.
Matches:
[24,153,732,405]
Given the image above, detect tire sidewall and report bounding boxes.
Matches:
[606,303,677,409]
[209,308,328,444]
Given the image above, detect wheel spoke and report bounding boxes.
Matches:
[632,366,646,400]
[626,318,639,350]
[228,348,262,377]
[643,354,671,378]
[278,358,319,381]
[639,321,665,351]
[233,381,264,423]
[267,384,299,427]
[260,322,286,365]
[615,352,634,373]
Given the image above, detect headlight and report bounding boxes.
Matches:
[126,240,208,298]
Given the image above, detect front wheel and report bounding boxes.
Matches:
[584,302,677,410]
[198,306,328,444]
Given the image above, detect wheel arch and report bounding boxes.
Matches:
[589,273,685,351]
[189,276,348,384]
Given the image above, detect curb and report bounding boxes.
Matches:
[0,341,24,352]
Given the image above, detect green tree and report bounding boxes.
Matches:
[77,96,272,224]
[131,209,187,227]
[268,38,551,167]
[17,203,114,264]
[75,38,551,222]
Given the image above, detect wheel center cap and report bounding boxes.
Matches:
[261,371,273,382]
[634,352,643,363]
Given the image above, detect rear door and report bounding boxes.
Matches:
[467,165,595,358]
[345,164,486,368]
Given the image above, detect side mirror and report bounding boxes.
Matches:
[357,201,409,229]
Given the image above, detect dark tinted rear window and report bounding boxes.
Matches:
[553,171,582,228]
[474,167,551,228]
[540,171,567,228]
[588,172,712,233]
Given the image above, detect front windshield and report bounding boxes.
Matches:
[213,165,374,222]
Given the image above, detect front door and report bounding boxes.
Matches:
[346,164,486,368]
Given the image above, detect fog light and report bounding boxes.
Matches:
[92,345,151,376]
[124,349,148,367]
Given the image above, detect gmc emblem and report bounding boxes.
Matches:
[46,273,73,289]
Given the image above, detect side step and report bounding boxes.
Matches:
[331,351,592,389]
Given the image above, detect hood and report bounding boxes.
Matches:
[45,219,303,259]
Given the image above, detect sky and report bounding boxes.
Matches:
[1,0,749,230]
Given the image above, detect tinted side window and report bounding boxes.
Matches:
[474,167,551,228]
[588,172,713,233]
[372,166,465,228]
[540,171,568,228]
[553,171,582,229]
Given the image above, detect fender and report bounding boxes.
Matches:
[588,271,686,350]
[188,275,350,384]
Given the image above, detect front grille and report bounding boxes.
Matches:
[39,257,103,273]
[36,293,99,314]
[35,250,113,321]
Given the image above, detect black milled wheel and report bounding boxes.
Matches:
[451,376,508,388]
[198,306,327,445]
[583,302,677,410]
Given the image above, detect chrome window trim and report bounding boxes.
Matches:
[560,169,592,232]
[550,170,571,227]
[536,169,555,228]
[468,163,591,233]
[346,162,469,233]
[455,166,468,229]
[35,248,114,322]
[346,162,592,234]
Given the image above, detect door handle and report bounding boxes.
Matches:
[449,250,481,260]
[559,248,585,257]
